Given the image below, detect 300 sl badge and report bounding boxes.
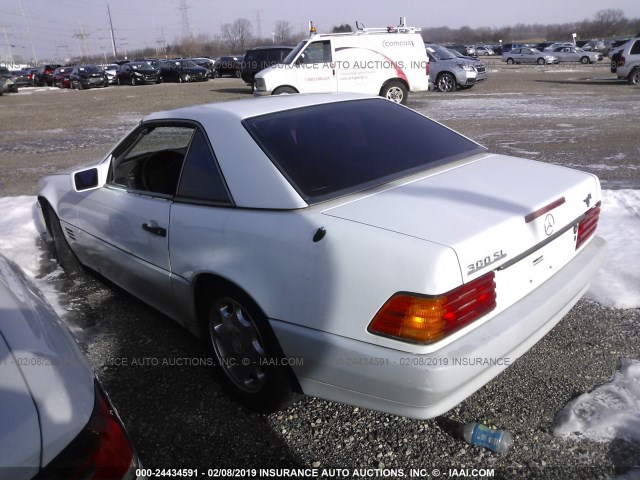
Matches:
[467,250,507,275]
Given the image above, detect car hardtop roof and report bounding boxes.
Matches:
[143,92,378,124]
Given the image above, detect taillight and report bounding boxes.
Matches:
[619,56,625,67]
[575,201,601,250]
[368,271,497,344]
[36,381,138,480]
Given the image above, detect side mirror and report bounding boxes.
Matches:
[73,168,99,191]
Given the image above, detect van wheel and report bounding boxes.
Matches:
[628,68,640,86]
[380,81,407,104]
[203,286,299,413]
[272,86,297,95]
[436,73,456,93]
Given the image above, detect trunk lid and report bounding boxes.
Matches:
[323,154,600,283]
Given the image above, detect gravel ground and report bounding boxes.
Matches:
[1,63,639,479]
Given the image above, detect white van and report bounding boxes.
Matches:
[254,21,429,104]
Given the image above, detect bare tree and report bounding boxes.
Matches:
[592,9,626,37]
[221,18,253,52]
[274,20,292,44]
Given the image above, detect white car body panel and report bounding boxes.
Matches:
[0,256,94,472]
[36,93,606,418]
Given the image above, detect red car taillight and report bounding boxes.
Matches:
[368,271,497,344]
[575,201,601,250]
[36,381,138,480]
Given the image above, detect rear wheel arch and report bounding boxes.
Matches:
[193,272,302,410]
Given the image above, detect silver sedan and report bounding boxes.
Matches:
[502,47,559,65]
[549,46,603,64]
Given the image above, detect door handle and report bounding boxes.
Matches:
[142,223,167,237]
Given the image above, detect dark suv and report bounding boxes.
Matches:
[213,55,244,78]
[241,46,293,91]
[34,64,61,86]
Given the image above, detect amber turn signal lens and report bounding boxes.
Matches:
[368,272,496,344]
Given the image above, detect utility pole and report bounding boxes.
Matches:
[18,0,37,64]
[107,3,118,59]
[255,10,262,40]
[179,0,193,39]
[0,26,14,64]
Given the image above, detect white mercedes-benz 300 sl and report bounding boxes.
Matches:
[37,93,605,419]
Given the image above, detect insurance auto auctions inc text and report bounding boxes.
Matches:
[229,467,495,478]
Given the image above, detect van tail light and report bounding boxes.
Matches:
[36,380,138,480]
[575,201,601,250]
[368,271,496,344]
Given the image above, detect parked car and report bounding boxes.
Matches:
[536,41,558,51]
[0,67,18,93]
[11,69,35,87]
[52,66,74,88]
[213,55,244,78]
[549,46,603,64]
[474,46,494,56]
[37,93,606,419]
[190,57,215,77]
[101,63,120,84]
[425,43,487,92]
[500,43,525,54]
[158,59,209,83]
[69,65,109,89]
[543,42,575,51]
[116,61,161,85]
[0,253,142,479]
[34,64,61,86]
[502,47,559,65]
[241,46,293,91]
[445,44,476,57]
[612,35,640,85]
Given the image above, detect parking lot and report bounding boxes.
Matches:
[1,62,639,479]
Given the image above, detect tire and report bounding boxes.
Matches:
[580,56,590,65]
[213,70,221,78]
[235,69,241,78]
[436,73,456,93]
[78,81,84,90]
[537,57,546,65]
[44,205,82,274]
[117,76,122,86]
[380,80,408,104]
[506,58,515,65]
[272,86,297,95]
[629,68,640,86]
[204,286,298,413]
[131,76,137,86]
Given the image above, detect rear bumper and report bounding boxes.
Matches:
[272,236,606,419]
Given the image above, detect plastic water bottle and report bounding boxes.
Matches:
[463,422,513,454]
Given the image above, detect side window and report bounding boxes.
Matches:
[300,41,332,64]
[111,125,194,196]
[176,128,231,204]
[630,40,640,55]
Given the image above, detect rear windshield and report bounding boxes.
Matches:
[243,98,484,203]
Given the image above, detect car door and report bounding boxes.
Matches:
[74,123,196,319]
[294,40,337,93]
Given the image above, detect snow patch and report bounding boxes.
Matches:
[553,358,640,443]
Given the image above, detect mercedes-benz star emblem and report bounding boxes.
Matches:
[544,214,555,236]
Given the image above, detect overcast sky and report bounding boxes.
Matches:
[1,0,639,63]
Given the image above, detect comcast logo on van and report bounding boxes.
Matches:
[383,40,415,47]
